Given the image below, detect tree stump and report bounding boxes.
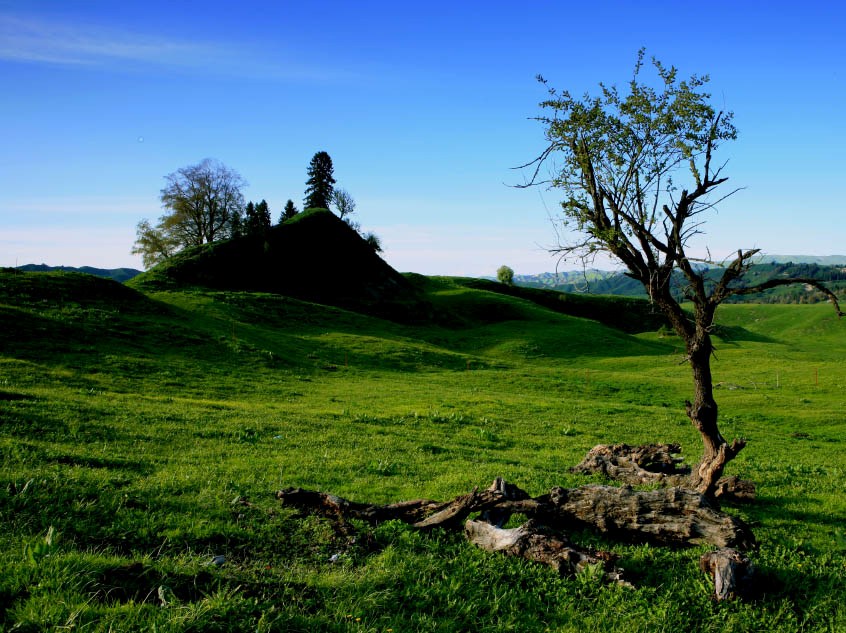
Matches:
[699,548,754,601]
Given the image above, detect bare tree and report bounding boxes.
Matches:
[331,188,356,221]
[521,51,842,497]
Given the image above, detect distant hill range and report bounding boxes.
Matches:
[513,256,846,304]
[15,264,142,283]
[14,251,846,306]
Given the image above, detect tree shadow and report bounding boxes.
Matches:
[710,323,777,344]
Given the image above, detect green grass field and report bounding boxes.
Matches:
[1,270,844,632]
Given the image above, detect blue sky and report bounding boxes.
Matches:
[1,1,844,275]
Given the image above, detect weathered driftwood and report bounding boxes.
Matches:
[545,485,755,550]
[464,519,630,586]
[712,475,756,502]
[275,487,443,524]
[699,548,755,601]
[571,443,756,503]
[570,443,690,484]
[277,479,754,550]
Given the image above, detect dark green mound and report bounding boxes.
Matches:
[129,209,430,322]
[0,269,151,311]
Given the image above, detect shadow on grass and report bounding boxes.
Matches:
[711,323,778,344]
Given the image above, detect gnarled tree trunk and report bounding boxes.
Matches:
[686,342,745,497]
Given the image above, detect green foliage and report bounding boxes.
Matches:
[132,159,246,269]
[304,151,336,210]
[535,50,736,241]
[1,269,845,631]
[496,265,514,285]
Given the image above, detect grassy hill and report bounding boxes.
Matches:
[1,267,845,631]
[128,208,429,323]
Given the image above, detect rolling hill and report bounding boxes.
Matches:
[1,258,845,631]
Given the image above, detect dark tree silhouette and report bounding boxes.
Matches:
[280,199,299,223]
[303,151,336,210]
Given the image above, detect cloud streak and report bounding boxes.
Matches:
[0,13,354,82]
[0,14,212,67]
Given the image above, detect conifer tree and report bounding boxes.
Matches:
[303,151,336,209]
[280,199,299,223]
[256,199,271,232]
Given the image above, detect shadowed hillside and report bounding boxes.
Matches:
[128,209,430,322]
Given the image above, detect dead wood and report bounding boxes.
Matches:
[571,443,756,502]
[546,485,755,550]
[277,478,754,550]
[276,478,759,597]
[275,488,443,524]
[712,475,756,503]
[464,519,630,586]
[699,548,755,601]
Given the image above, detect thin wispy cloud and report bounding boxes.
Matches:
[0,14,212,66]
[0,13,354,82]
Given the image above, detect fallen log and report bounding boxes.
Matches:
[275,487,444,524]
[277,480,754,550]
[571,443,756,503]
[699,548,755,601]
[464,519,630,586]
[545,485,755,550]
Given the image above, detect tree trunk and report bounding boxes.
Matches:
[686,344,746,497]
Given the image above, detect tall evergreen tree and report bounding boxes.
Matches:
[280,199,299,223]
[256,199,271,232]
[244,200,271,236]
[303,151,336,209]
[244,201,258,235]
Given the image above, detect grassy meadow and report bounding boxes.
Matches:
[1,269,845,632]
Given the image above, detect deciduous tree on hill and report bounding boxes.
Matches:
[331,188,356,221]
[521,50,842,498]
[497,265,515,285]
[132,159,246,268]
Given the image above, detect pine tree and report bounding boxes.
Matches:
[244,201,258,236]
[256,199,271,232]
[280,199,299,223]
[303,151,336,210]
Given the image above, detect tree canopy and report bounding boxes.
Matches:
[497,265,514,285]
[133,159,246,268]
[331,188,356,221]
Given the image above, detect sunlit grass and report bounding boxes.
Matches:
[1,271,844,631]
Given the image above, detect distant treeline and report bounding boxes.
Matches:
[514,262,846,304]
